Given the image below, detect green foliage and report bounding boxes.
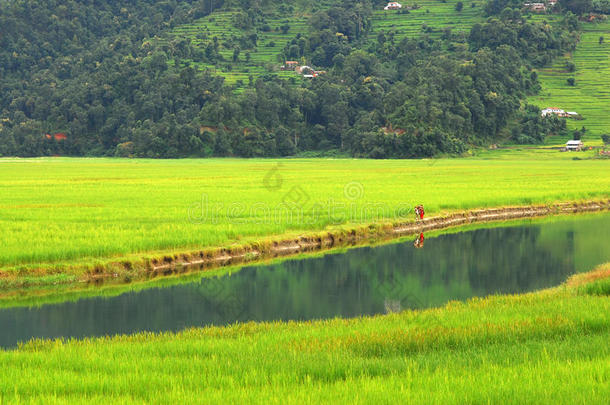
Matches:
[511,104,567,144]
[529,19,610,141]
[560,0,594,14]
[0,0,589,158]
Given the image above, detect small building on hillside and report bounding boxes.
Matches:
[566,140,584,151]
[541,107,565,117]
[44,133,67,141]
[281,61,299,71]
[384,2,402,10]
[524,2,547,11]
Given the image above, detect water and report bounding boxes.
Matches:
[1,213,609,348]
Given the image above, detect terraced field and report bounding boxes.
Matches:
[369,0,484,41]
[160,1,484,89]
[529,19,610,144]
[158,9,310,87]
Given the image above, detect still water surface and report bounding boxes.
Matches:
[1,213,609,348]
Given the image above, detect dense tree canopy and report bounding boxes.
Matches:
[0,0,579,158]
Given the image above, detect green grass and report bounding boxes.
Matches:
[369,0,484,42]
[0,151,608,275]
[0,265,608,403]
[529,19,610,142]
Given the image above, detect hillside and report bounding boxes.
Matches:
[0,0,608,158]
[529,18,610,143]
[162,0,487,89]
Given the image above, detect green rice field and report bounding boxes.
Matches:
[0,150,608,276]
[0,264,608,403]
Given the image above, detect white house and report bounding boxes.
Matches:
[541,107,565,117]
[524,2,546,11]
[566,140,584,151]
[297,65,314,75]
[384,2,402,10]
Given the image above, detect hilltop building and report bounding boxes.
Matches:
[281,61,299,71]
[541,107,579,118]
[566,140,584,151]
[384,2,402,10]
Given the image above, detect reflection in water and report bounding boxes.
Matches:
[413,232,425,248]
[1,214,609,348]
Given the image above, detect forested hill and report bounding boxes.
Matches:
[0,0,605,158]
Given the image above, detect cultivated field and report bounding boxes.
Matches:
[529,19,610,143]
[160,0,485,89]
[0,151,608,278]
[160,9,310,87]
[369,0,484,42]
[0,264,608,403]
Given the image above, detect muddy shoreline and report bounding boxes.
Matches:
[2,200,609,290]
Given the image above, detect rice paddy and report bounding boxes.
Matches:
[0,150,608,276]
[0,263,608,403]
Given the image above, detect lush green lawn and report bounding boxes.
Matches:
[0,152,608,274]
[0,265,608,403]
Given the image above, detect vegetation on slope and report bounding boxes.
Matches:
[0,0,594,158]
[530,18,610,141]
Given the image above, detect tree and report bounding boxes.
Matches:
[601,134,610,145]
[567,77,576,86]
[456,2,464,11]
[560,0,593,14]
[600,36,605,45]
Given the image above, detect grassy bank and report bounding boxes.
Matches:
[0,151,608,278]
[0,264,608,403]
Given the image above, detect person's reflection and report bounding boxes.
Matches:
[413,232,425,248]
